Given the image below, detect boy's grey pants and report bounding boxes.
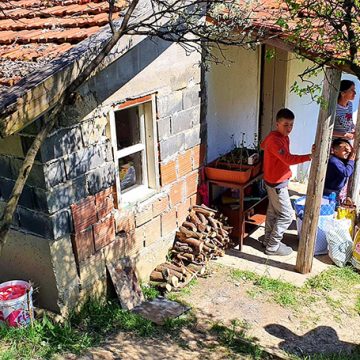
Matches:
[264,185,294,251]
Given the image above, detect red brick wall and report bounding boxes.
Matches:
[113,143,205,258]
[70,144,206,269]
[70,188,115,266]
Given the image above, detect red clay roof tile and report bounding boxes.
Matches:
[0,0,124,90]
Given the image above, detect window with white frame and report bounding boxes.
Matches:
[109,96,158,205]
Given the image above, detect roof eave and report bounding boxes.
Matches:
[0,20,125,138]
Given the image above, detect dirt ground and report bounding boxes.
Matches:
[62,263,360,360]
[62,181,360,360]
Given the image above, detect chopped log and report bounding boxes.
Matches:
[168,276,179,288]
[208,217,218,229]
[165,261,187,274]
[196,253,205,262]
[197,212,209,225]
[182,221,197,232]
[148,203,234,293]
[193,204,217,215]
[179,237,204,253]
[176,271,197,288]
[216,249,225,257]
[188,263,206,275]
[219,215,228,222]
[175,240,192,247]
[184,265,196,274]
[189,211,202,225]
[222,225,232,232]
[149,281,172,292]
[155,264,184,280]
[160,268,179,287]
[150,270,165,282]
[182,253,195,261]
[179,226,203,239]
[217,226,226,237]
[176,232,188,243]
[161,268,171,280]
[176,254,190,262]
[202,244,213,253]
[172,259,185,267]
[204,240,217,249]
[176,233,200,246]
[197,222,207,232]
[174,243,194,252]
[212,237,224,247]
[220,228,229,237]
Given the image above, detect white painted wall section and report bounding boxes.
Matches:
[206,46,261,162]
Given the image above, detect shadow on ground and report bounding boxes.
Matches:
[63,305,360,360]
[265,324,360,359]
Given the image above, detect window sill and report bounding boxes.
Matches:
[120,185,157,208]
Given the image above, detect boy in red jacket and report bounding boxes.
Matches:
[261,108,314,256]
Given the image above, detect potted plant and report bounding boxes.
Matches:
[205,133,262,184]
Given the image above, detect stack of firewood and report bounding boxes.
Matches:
[149,204,232,292]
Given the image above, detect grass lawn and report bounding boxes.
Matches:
[0,266,360,359]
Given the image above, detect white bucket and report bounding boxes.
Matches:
[0,280,34,327]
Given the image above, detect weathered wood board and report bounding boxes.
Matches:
[107,261,144,310]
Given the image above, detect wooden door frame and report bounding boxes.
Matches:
[259,45,290,141]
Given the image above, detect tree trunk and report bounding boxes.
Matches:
[0,109,59,253]
[295,68,342,274]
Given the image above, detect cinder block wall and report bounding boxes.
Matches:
[0,37,206,312]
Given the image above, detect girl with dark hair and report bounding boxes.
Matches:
[324,138,355,203]
[333,80,356,140]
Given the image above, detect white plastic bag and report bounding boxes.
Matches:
[326,218,353,267]
[296,215,334,255]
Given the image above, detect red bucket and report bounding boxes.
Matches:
[0,280,34,327]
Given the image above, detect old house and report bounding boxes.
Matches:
[0,0,358,312]
[0,0,204,313]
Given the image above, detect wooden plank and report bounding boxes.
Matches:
[348,109,360,206]
[106,261,144,310]
[295,68,341,274]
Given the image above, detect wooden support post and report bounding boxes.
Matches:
[348,108,360,206]
[295,68,341,274]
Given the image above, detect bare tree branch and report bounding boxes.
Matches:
[0,0,140,254]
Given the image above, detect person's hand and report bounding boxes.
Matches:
[344,132,355,140]
[309,144,316,159]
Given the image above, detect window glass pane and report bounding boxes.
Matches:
[115,107,141,150]
[119,152,143,192]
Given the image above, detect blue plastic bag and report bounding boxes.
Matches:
[294,196,335,220]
